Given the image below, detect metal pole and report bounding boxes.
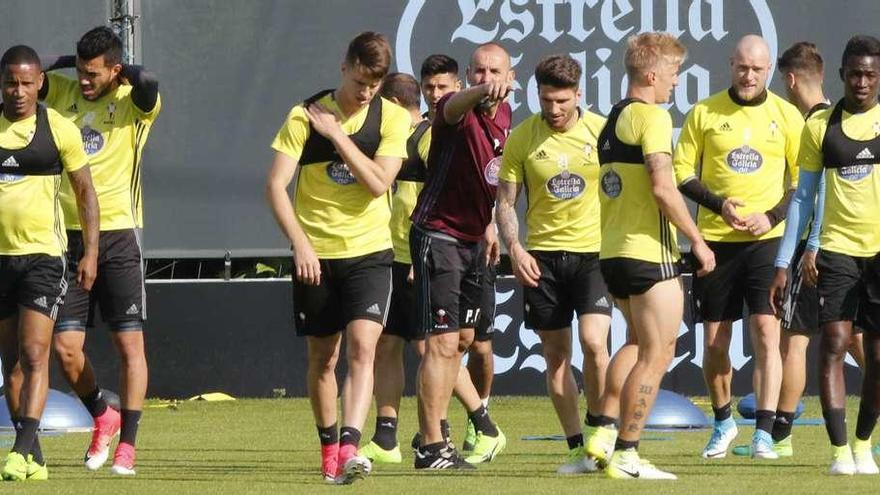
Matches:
[109,0,141,64]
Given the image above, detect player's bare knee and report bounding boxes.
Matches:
[821,333,851,360]
[705,340,730,361]
[428,335,460,361]
[19,343,49,372]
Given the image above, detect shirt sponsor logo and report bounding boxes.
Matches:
[1,156,20,168]
[546,172,585,200]
[326,161,357,185]
[81,127,104,155]
[726,145,763,174]
[837,164,873,181]
[0,174,23,183]
[484,156,501,186]
[719,122,732,132]
[600,169,622,198]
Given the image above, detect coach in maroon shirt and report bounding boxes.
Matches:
[409,42,512,469]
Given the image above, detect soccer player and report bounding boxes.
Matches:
[769,35,880,475]
[595,32,715,480]
[0,45,98,481]
[266,32,410,484]
[34,26,160,475]
[733,42,865,458]
[410,42,510,470]
[673,35,804,459]
[496,54,611,474]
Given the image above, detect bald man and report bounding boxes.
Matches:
[410,42,511,470]
[673,34,804,459]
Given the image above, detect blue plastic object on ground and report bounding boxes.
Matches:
[737,392,805,420]
[0,389,93,432]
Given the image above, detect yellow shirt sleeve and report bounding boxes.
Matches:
[375,102,410,159]
[783,106,804,187]
[44,73,79,107]
[637,105,673,156]
[417,125,431,164]
[673,105,703,183]
[132,91,162,121]
[498,121,527,184]
[270,105,309,162]
[798,115,826,173]
[48,112,88,173]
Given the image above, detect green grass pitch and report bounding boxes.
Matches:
[6,396,879,494]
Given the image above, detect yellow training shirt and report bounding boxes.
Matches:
[390,124,430,264]
[0,108,88,255]
[599,102,680,264]
[271,93,410,259]
[499,110,604,252]
[800,104,880,257]
[674,89,803,242]
[44,73,161,231]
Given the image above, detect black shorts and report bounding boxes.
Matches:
[473,261,497,342]
[526,251,612,330]
[56,229,145,331]
[782,242,819,335]
[410,226,486,335]
[0,254,67,321]
[599,257,679,299]
[385,261,423,341]
[693,239,778,322]
[293,249,393,337]
[816,250,880,331]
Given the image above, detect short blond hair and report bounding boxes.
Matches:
[624,32,687,80]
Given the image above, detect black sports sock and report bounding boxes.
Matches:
[755,409,775,434]
[823,408,847,447]
[712,402,732,422]
[339,426,362,448]
[614,438,639,452]
[30,436,43,465]
[855,402,879,442]
[566,433,584,450]
[12,417,39,457]
[772,410,795,442]
[12,417,42,464]
[440,419,451,441]
[79,387,108,418]
[317,423,338,446]
[468,405,498,437]
[420,441,445,454]
[119,409,142,447]
[372,416,398,450]
[585,412,601,428]
[596,415,618,428]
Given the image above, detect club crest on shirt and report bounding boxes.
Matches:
[104,102,117,124]
[837,164,873,181]
[326,161,357,185]
[600,169,622,198]
[726,145,763,174]
[484,156,501,186]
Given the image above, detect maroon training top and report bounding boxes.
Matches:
[411,92,511,242]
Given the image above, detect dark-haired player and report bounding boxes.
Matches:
[36,26,161,476]
[0,44,98,481]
